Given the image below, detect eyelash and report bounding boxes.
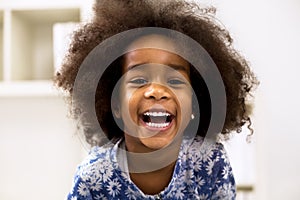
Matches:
[129,78,148,85]
[128,78,186,87]
[167,79,185,85]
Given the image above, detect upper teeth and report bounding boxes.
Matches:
[144,112,171,117]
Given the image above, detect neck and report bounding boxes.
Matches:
[129,161,176,195]
[125,137,181,173]
[123,134,182,194]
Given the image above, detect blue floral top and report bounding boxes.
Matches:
[67,136,236,200]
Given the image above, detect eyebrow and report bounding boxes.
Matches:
[168,64,189,73]
[127,63,189,73]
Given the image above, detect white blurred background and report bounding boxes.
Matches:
[0,0,299,199]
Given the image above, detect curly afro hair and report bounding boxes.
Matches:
[54,0,258,146]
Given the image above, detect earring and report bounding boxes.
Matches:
[112,106,121,119]
[191,113,195,120]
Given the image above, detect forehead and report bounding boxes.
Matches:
[127,34,178,51]
[123,49,189,71]
[123,34,189,72]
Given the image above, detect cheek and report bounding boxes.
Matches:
[180,98,193,119]
[178,93,193,123]
[120,88,142,118]
[174,90,193,133]
[175,90,193,113]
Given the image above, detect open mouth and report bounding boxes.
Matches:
[140,111,175,129]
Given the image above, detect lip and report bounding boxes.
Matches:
[139,117,174,132]
[138,109,175,132]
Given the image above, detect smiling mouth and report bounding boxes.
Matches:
[140,111,175,129]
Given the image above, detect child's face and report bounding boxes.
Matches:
[116,35,193,151]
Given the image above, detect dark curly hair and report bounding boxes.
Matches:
[54,0,258,146]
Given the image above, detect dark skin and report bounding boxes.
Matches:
[115,36,192,194]
[130,161,176,195]
[54,0,258,146]
[54,1,258,196]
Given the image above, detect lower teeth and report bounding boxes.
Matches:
[146,122,170,128]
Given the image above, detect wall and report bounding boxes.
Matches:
[0,13,3,80]
[1,0,300,199]
[204,0,300,199]
[0,96,86,200]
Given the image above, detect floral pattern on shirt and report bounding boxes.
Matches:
[67,136,236,200]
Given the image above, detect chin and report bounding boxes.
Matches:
[140,137,173,150]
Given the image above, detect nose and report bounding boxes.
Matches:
[144,83,171,100]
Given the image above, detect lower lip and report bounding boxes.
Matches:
[139,119,174,132]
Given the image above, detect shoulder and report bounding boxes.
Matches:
[67,141,122,199]
[183,136,233,180]
[183,135,228,162]
[179,135,232,182]
[174,136,235,199]
[75,141,117,182]
[189,136,236,199]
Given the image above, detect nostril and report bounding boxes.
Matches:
[146,94,168,100]
[144,84,171,100]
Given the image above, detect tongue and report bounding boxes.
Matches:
[150,116,168,123]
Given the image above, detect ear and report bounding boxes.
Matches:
[112,98,121,118]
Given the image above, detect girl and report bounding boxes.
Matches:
[55,0,257,199]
